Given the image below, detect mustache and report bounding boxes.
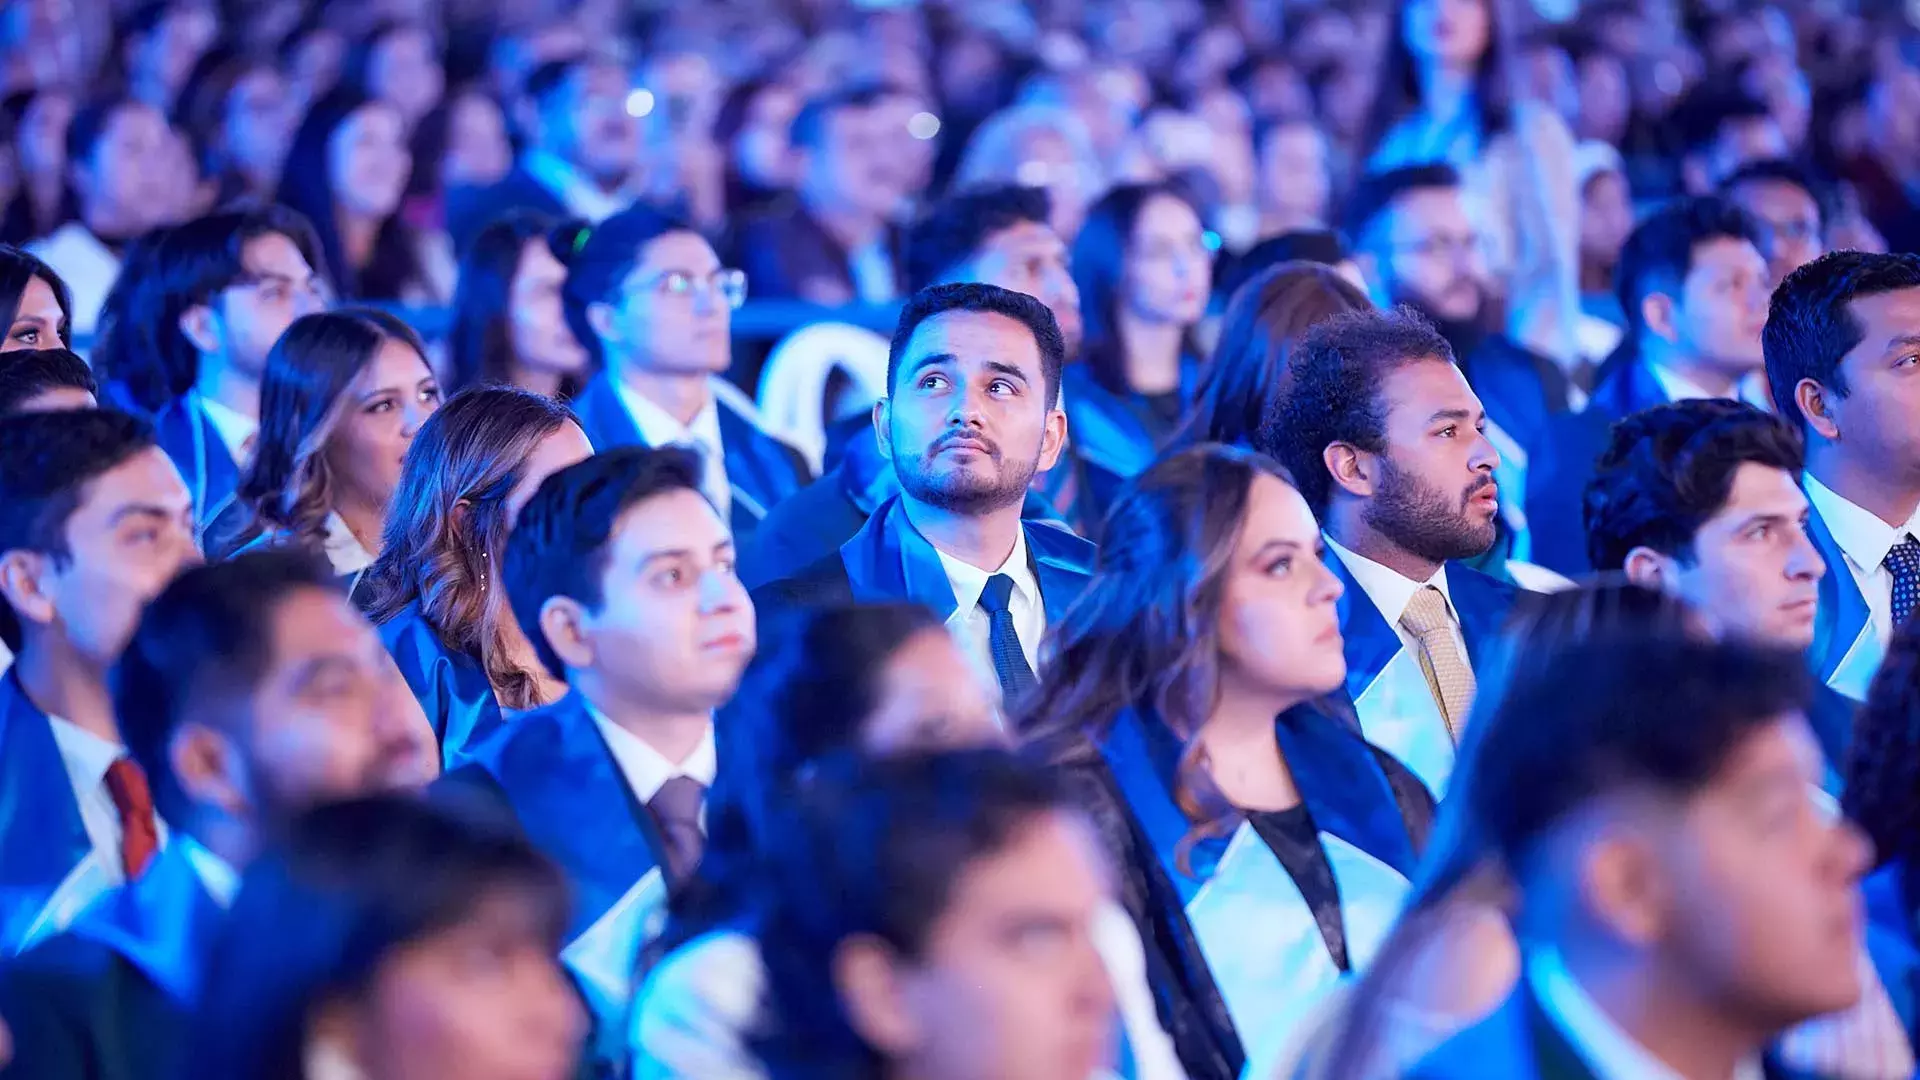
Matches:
[930,431,1002,457]
[1461,475,1496,504]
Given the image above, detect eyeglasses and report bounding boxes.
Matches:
[1385,232,1484,262]
[229,271,330,307]
[626,268,749,309]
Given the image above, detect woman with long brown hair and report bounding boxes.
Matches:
[358,385,592,765]
[1020,443,1432,1080]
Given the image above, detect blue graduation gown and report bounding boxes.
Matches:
[1863,863,1920,1051]
[1523,359,1668,576]
[376,601,506,769]
[569,373,812,538]
[1061,361,1197,482]
[0,670,94,955]
[151,394,242,543]
[1326,554,1518,796]
[1806,494,1882,703]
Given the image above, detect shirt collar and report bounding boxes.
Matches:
[322,511,376,575]
[195,394,258,464]
[1804,472,1920,572]
[178,837,240,909]
[46,714,125,800]
[930,526,1034,616]
[522,149,630,223]
[1325,533,1454,625]
[614,379,723,456]
[584,700,717,805]
[1644,363,1770,411]
[1528,947,1765,1080]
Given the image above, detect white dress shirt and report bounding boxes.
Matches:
[522,149,631,223]
[1325,535,1468,662]
[614,381,732,520]
[1530,947,1764,1080]
[846,239,899,304]
[588,703,718,810]
[1646,362,1772,412]
[1804,473,1920,658]
[46,716,167,888]
[197,395,258,465]
[932,527,1046,706]
[321,511,376,577]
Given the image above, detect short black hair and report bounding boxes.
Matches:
[886,282,1065,408]
[790,82,898,152]
[1673,85,1774,160]
[1615,195,1762,338]
[524,51,614,112]
[1263,306,1457,516]
[1583,399,1805,572]
[504,446,707,680]
[1721,158,1830,225]
[0,348,96,415]
[1217,228,1352,302]
[1343,163,1462,243]
[1465,635,1811,868]
[0,409,157,650]
[903,185,1052,293]
[64,95,141,170]
[113,551,336,823]
[558,202,697,367]
[1764,251,1920,438]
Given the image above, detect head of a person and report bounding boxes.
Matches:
[1678,86,1788,194]
[1722,159,1827,290]
[408,86,511,196]
[276,89,413,286]
[1254,115,1332,227]
[1185,260,1372,449]
[905,184,1081,357]
[1584,399,1820,648]
[1346,164,1484,325]
[755,750,1116,1080]
[348,19,444,130]
[791,82,904,221]
[165,205,329,389]
[714,76,802,194]
[447,212,588,396]
[115,551,433,842]
[505,446,752,715]
[359,388,591,709]
[878,282,1067,520]
[188,796,584,1080]
[1616,196,1770,377]
[0,347,96,414]
[235,309,439,550]
[119,0,218,101]
[1468,636,1866,1032]
[523,52,636,185]
[1365,0,1509,157]
[1845,613,1920,893]
[65,95,172,231]
[1217,229,1370,301]
[1576,145,1634,282]
[0,408,197,661]
[0,244,72,352]
[216,58,292,182]
[951,103,1104,241]
[1071,181,1211,394]
[1266,307,1500,563]
[562,203,741,374]
[1764,251,1920,473]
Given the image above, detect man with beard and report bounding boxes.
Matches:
[1264,307,1518,794]
[754,283,1092,715]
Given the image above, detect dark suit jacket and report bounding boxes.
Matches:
[1525,359,1669,575]
[150,395,242,542]
[0,671,91,956]
[1461,333,1577,469]
[728,199,902,303]
[444,164,570,254]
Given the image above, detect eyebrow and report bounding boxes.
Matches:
[1426,407,1477,424]
[1250,539,1305,560]
[1880,333,1920,357]
[108,503,187,526]
[288,654,361,692]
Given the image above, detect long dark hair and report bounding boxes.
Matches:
[1071,181,1208,398]
[358,386,577,711]
[0,243,73,348]
[1360,0,1514,163]
[222,309,431,557]
[276,88,422,301]
[1845,611,1920,903]
[182,795,573,1080]
[446,211,586,398]
[1176,261,1371,450]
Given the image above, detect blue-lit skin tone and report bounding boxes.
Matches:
[1118,193,1210,396]
[3,273,66,351]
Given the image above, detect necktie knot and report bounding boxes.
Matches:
[980,573,1019,615]
[648,775,707,887]
[105,757,159,878]
[1399,585,1455,637]
[1886,536,1920,628]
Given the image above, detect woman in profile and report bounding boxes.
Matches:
[445,212,590,399]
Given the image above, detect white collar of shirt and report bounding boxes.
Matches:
[195,394,258,464]
[1324,534,1456,626]
[932,526,1036,619]
[614,379,730,513]
[179,837,240,909]
[522,149,629,223]
[585,700,718,806]
[1528,947,1765,1080]
[46,715,124,809]
[1804,472,1920,574]
[321,511,376,575]
[1645,362,1770,411]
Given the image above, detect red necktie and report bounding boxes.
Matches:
[104,758,159,878]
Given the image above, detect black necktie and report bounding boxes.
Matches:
[647,775,707,887]
[980,573,1038,705]
[1887,536,1920,630]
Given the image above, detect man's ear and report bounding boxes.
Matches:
[0,550,56,634]
[178,303,221,356]
[1795,378,1840,441]
[1322,441,1376,500]
[1640,290,1681,345]
[537,594,592,674]
[1036,406,1068,473]
[586,301,619,347]
[170,722,248,820]
[1579,827,1672,948]
[1622,546,1671,593]
[872,398,894,462]
[831,935,921,1058]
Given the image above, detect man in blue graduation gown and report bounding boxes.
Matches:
[142,206,327,539]
[1263,308,1517,796]
[1763,251,1920,704]
[1410,636,1868,1080]
[442,446,755,1062]
[1527,196,1774,574]
[754,283,1095,713]
[0,551,434,1080]
[561,204,811,541]
[0,410,198,954]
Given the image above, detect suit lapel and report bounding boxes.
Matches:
[714,397,802,527]
[1026,520,1097,624]
[839,499,960,618]
[1805,496,1875,695]
[0,671,92,953]
[1449,564,1518,667]
[1523,985,1604,1080]
[1275,708,1420,877]
[572,374,645,454]
[70,840,226,1004]
[1326,550,1402,706]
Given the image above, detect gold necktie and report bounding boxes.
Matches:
[1400,585,1476,742]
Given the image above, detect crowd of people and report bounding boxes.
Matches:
[6,0,1920,1079]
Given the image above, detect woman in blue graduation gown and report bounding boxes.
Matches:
[356,385,594,766]
[1019,445,1434,1080]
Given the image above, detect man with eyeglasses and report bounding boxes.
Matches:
[561,204,811,540]
[1724,158,1830,286]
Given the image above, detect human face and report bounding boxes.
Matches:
[1217,475,1347,703]
[17,91,74,183]
[1711,116,1789,186]
[1373,188,1485,323]
[733,83,800,189]
[214,232,325,377]
[1,447,198,664]
[553,62,637,184]
[369,25,444,128]
[241,586,437,810]
[859,628,1003,757]
[442,91,511,190]
[508,241,588,383]
[568,488,754,714]
[1259,123,1331,229]
[1650,464,1824,648]
[1671,237,1771,377]
[597,231,735,377]
[1729,179,1824,284]
[323,339,442,515]
[1577,51,1631,143]
[225,67,291,180]
[329,102,412,221]
[504,423,594,524]
[1123,194,1210,328]
[1363,360,1501,563]
[1579,171,1634,276]
[5,273,66,351]
[1653,717,1869,1029]
[879,309,1067,517]
[1403,0,1490,73]
[966,221,1082,357]
[809,103,898,220]
[1812,287,1920,482]
[77,102,171,231]
[865,811,1116,1080]
[349,890,585,1080]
